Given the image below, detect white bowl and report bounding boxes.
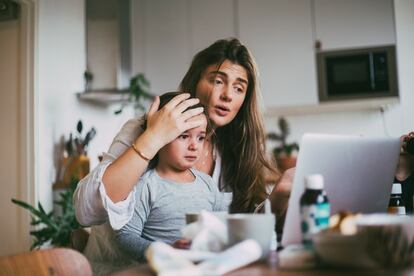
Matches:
[313,214,414,268]
[313,232,378,268]
[356,214,414,268]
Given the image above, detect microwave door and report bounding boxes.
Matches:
[318,45,398,102]
[326,54,371,97]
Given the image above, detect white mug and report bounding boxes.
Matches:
[185,211,228,224]
[227,213,276,257]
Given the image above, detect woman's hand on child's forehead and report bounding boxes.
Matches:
[186,113,207,126]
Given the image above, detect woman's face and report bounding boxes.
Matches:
[196,60,248,128]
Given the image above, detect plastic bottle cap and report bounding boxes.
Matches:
[391,183,402,194]
[305,174,324,190]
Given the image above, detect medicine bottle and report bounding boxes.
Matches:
[388,183,406,215]
[300,174,330,244]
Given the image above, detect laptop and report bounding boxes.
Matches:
[281,133,401,246]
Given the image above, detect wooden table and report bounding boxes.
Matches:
[112,251,413,276]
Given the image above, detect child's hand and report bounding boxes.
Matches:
[172,239,191,249]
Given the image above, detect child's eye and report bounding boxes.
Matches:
[198,136,206,142]
[179,134,189,139]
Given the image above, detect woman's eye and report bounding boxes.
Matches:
[235,86,245,93]
[214,79,223,85]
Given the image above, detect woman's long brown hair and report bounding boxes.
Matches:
[179,38,280,213]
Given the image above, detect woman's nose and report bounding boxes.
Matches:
[219,85,232,102]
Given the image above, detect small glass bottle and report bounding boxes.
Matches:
[300,174,330,245]
[388,183,406,215]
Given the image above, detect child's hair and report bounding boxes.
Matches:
[142,91,213,169]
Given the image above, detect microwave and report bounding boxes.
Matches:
[317,46,398,102]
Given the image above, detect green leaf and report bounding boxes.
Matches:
[13,171,82,249]
[12,199,44,218]
[116,73,152,115]
[267,133,282,141]
[77,120,83,134]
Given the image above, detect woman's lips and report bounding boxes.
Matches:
[214,106,230,116]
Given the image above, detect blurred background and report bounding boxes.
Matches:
[0,0,413,256]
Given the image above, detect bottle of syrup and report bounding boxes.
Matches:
[388,183,406,215]
[300,174,330,245]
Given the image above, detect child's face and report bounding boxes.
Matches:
[158,114,208,171]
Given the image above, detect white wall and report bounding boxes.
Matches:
[37,0,134,211]
[394,0,414,134]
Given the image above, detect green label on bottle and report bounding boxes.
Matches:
[301,202,330,243]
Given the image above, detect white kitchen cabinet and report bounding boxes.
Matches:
[238,0,318,108]
[314,0,395,51]
[188,1,236,54]
[131,0,236,94]
[131,0,191,94]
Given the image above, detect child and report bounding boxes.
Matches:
[114,92,228,262]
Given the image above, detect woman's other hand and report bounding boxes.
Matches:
[269,167,295,235]
[274,167,295,197]
[145,93,205,149]
[401,131,414,153]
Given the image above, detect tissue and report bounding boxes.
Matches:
[181,210,228,252]
[146,240,262,276]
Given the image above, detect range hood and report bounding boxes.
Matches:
[83,0,131,95]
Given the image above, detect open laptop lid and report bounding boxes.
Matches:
[281,133,401,246]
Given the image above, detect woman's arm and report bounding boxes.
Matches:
[74,118,143,227]
[269,167,295,235]
[74,94,205,226]
[103,94,204,203]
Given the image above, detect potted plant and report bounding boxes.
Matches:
[11,120,97,250]
[115,73,155,115]
[12,179,81,250]
[267,117,299,172]
[55,120,96,189]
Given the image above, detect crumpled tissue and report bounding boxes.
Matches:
[145,210,262,275]
[145,239,262,276]
[181,210,228,252]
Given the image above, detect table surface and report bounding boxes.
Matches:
[111,251,414,276]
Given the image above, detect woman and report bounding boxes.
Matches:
[74,38,292,272]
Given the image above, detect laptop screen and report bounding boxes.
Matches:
[281,133,401,246]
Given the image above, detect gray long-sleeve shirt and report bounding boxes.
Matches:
[114,168,228,261]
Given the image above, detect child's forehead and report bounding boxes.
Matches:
[187,113,207,126]
[184,115,207,133]
[185,124,207,134]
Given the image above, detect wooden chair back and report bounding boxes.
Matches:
[0,248,92,276]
